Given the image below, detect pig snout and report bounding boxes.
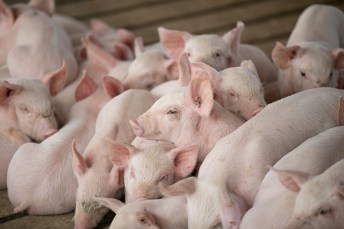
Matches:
[129,119,144,137]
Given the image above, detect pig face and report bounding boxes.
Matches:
[0,79,58,142]
[130,73,214,143]
[72,140,124,229]
[272,42,344,95]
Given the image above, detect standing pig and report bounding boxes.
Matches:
[95,196,188,229]
[7,74,123,215]
[130,72,244,164]
[283,159,344,229]
[111,141,198,203]
[158,21,277,86]
[71,89,156,229]
[272,4,344,97]
[240,125,344,229]
[0,0,78,85]
[160,87,344,229]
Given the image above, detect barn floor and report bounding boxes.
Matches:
[1,0,344,228]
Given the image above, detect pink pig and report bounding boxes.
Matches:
[111,141,198,203]
[130,71,244,164]
[158,21,277,86]
[0,0,78,85]
[95,196,188,229]
[160,87,344,229]
[7,73,123,215]
[240,126,344,229]
[71,89,156,229]
[272,4,344,97]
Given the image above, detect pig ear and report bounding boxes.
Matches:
[107,141,137,167]
[83,35,119,73]
[29,0,55,16]
[158,27,192,59]
[187,72,214,116]
[219,190,245,229]
[240,60,259,79]
[223,21,245,57]
[178,52,192,86]
[271,167,311,192]
[42,61,68,96]
[271,42,301,70]
[164,58,179,80]
[102,76,124,98]
[108,166,124,188]
[136,210,157,227]
[0,0,15,31]
[0,81,21,104]
[191,61,219,88]
[117,28,136,49]
[167,145,199,178]
[338,97,344,126]
[75,71,98,102]
[112,42,134,60]
[331,48,344,70]
[89,18,111,36]
[72,139,88,176]
[94,197,125,214]
[134,37,145,57]
[159,176,197,197]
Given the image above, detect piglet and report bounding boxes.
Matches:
[240,126,344,229]
[272,4,344,97]
[160,87,344,229]
[158,21,278,86]
[130,71,244,165]
[95,196,188,229]
[72,89,156,229]
[7,73,123,215]
[111,141,198,203]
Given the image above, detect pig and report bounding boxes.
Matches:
[111,141,198,203]
[272,4,344,97]
[240,125,344,229]
[71,89,156,229]
[89,18,135,60]
[191,57,266,120]
[7,73,124,215]
[95,196,188,229]
[158,21,278,86]
[0,63,67,143]
[282,159,344,229]
[130,71,244,164]
[160,87,344,229]
[0,0,78,85]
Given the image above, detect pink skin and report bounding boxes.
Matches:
[72,89,156,229]
[7,74,124,215]
[0,0,78,85]
[158,21,277,86]
[272,5,344,97]
[130,72,244,164]
[160,87,344,229]
[94,196,188,229]
[0,74,66,143]
[111,142,198,203]
[240,126,344,229]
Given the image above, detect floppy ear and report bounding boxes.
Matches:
[42,61,68,96]
[158,27,192,59]
[167,145,199,178]
[0,81,21,105]
[222,21,245,57]
[191,61,219,89]
[164,58,179,80]
[102,76,124,98]
[331,48,344,70]
[29,0,55,16]
[159,177,197,197]
[136,210,158,227]
[240,60,260,81]
[107,140,137,167]
[271,42,301,70]
[178,52,192,85]
[75,71,98,102]
[94,197,125,214]
[187,72,214,116]
[271,167,311,192]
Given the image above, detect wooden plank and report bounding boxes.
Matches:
[95,0,250,29]
[131,0,339,44]
[56,0,169,19]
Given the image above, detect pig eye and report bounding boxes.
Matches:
[159,174,168,182]
[187,52,191,57]
[19,105,30,113]
[300,71,307,78]
[167,107,179,115]
[214,52,221,57]
[130,168,135,179]
[317,207,332,216]
[146,83,154,90]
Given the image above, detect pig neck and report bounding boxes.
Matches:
[176,102,244,163]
